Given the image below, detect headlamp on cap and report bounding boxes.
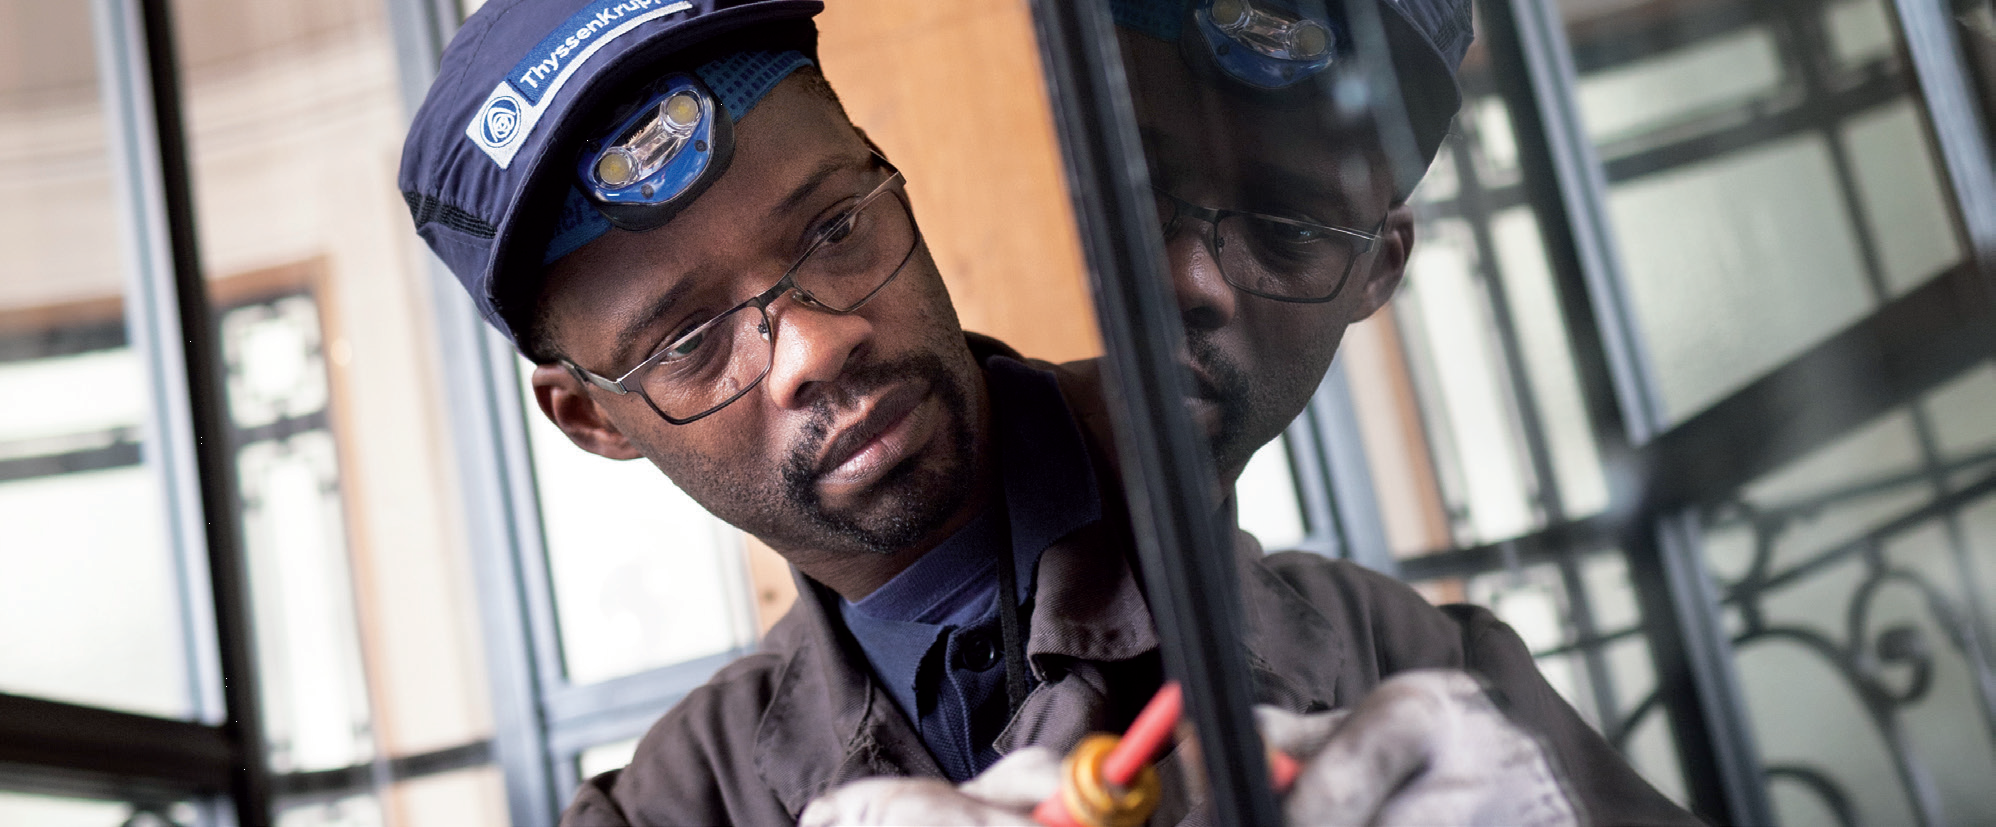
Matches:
[1194,0,1340,88]
[576,74,735,232]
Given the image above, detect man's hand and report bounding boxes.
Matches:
[1263,669,1581,827]
[803,669,1580,827]
[798,747,1060,826]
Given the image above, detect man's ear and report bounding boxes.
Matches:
[1352,203,1416,321]
[530,363,644,460]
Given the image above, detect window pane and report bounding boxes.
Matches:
[1704,397,1996,824]
[0,0,202,720]
[1608,134,1876,421]
[1559,0,1969,426]
[168,0,497,799]
[519,364,760,686]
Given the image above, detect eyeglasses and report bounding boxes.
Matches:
[1152,186,1382,303]
[564,161,920,424]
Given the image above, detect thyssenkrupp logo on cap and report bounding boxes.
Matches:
[483,95,524,145]
[463,0,692,168]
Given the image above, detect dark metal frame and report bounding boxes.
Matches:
[1028,1,1285,823]
[0,0,274,821]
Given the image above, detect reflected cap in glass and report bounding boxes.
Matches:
[398,0,824,352]
[1113,0,1474,178]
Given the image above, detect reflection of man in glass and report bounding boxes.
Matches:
[1111,0,1702,824]
[1118,0,1441,485]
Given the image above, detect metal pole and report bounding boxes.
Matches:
[98,0,277,820]
[1026,2,1282,824]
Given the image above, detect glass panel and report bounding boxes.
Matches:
[1576,28,1785,145]
[1842,100,1966,296]
[0,0,201,719]
[1488,207,1608,518]
[1396,218,1541,543]
[1608,134,1876,421]
[1096,0,1695,817]
[1559,0,1969,426]
[520,363,760,685]
[1388,87,1611,554]
[169,0,496,797]
[1825,0,1899,69]
[1702,385,1996,825]
[1374,40,1693,811]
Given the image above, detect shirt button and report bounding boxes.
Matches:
[955,631,1000,672]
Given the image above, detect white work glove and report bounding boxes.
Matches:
[1262,669,1581,827]
[798,747,1060,826]
[803,669,1579,827]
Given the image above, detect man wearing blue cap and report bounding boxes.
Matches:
[402,1,1696,824]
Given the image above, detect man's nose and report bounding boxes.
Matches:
[1162,221,1239,332]
[760,293,874,410]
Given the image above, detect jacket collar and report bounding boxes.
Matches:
[750,338,1353,813]
[755,570,942,817]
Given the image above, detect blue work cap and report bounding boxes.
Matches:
[399,0,823,351]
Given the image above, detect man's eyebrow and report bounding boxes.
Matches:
[772,154,865,219]
[608,274,699,373]
[1243,156,1376,224]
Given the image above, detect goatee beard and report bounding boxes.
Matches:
[1187,332,1253,473]
[779,351,978,555]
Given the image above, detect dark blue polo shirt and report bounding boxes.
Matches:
[838,355,1100,782]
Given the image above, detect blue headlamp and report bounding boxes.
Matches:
[543,48,813,264]
[1192,0,1340,89]
[576,73,735,232]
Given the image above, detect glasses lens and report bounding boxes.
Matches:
[1214,213,1361,300]
[790,186,919,312]
[637,304,772,422]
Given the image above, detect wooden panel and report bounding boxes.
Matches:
[1338,313,1455,556]
[816,0,1101,363]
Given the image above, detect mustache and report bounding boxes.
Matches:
[775,349,976,555]
[1185,331,1249,446]
[1186,332,1243,401]
[779,351,959,490]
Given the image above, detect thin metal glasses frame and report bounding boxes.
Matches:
[563,161,917,424]
[1152,185,1382,303]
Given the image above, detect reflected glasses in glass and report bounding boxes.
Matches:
[1152,186,1383,303]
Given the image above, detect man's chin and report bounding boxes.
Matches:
[807,459,969,555]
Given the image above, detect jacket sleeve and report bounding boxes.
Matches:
[562,771,633,827]
[1440,600,1708,827]
[1271,555,1706,827]
[557,654,795,827]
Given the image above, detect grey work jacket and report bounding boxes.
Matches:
[562,344,1701,827]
